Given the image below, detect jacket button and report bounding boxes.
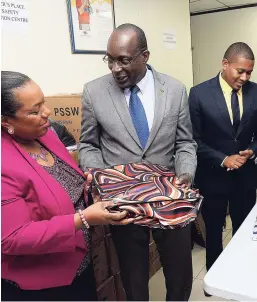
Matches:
[142,155,146,159]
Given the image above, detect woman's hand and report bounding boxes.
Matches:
[84,171,101,203]
[83,201,134,226]
[82,171,134,226]
[84,170,93,191]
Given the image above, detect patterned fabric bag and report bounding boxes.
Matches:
[91,163,203,229]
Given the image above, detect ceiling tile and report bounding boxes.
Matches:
[190,0,226,12]
[221,0,257,6]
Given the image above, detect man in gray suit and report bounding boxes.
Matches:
[79,24,197,301]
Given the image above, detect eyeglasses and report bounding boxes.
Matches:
[102,50,145,67]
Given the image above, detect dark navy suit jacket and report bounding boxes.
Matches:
[189,75,257,194]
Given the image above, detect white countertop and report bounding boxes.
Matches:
[204,204,257,301]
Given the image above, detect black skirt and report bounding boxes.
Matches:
[1,264,97,301]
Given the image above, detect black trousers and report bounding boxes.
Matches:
[201,188,256,271]
[1,264,97,301]
[111,223,193,301]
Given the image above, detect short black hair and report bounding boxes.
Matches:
[115,23,148,51]
[223,42,255,62]
[1,71,31,118]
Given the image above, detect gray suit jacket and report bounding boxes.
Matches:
[79,66,197,178]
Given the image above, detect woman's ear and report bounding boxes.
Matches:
[1,115,12,132]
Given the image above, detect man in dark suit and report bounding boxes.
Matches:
[49,119,76,148]
[189,42,257,275]
[79,24,197,301]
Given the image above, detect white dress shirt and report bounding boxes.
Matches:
[124,68,155,130]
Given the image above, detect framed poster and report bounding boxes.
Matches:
[67,0,115,54]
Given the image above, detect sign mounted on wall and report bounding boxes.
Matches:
[163,29,176,50]
[1,0,28,32]
[66,0,115,54]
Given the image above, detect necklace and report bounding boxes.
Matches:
[28,146,49,162]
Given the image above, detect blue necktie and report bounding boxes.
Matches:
[129,86,149,148]
[231,89,240,133]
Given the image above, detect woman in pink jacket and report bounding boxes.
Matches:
[1,71,133,301]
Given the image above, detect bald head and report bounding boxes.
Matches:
[113,23,148,52]
[107,29,139,56]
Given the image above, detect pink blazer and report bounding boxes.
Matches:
[1,129,87,290]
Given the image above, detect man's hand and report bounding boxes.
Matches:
[239,149,254,161]
[175,173,193,188]
[223,154,246,170]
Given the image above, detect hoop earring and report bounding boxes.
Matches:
[8,128,14,135]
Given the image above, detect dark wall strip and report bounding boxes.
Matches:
[191,3,257,16]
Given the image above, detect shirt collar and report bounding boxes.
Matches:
[124,67,149,95]
[219,72,242,95]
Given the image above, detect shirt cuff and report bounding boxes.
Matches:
[250,153,255,160]
[221,156,228,167]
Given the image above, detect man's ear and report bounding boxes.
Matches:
[142,50,150,64]
[222,59,229,71]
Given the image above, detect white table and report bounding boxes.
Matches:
[204,204,257,301]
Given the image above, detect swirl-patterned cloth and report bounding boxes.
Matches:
[91,163,203,229]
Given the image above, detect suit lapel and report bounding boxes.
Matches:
[236,83,252,138]
[107,67,166,151]
[210,76,234,137]
[11,137,73,207]
[144,67,166,152]
[11,130,86,210]
[108,78,142,148]
[12,130,85,179]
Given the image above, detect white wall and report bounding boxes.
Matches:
[1,0,193,95]
[191,7,257,85]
